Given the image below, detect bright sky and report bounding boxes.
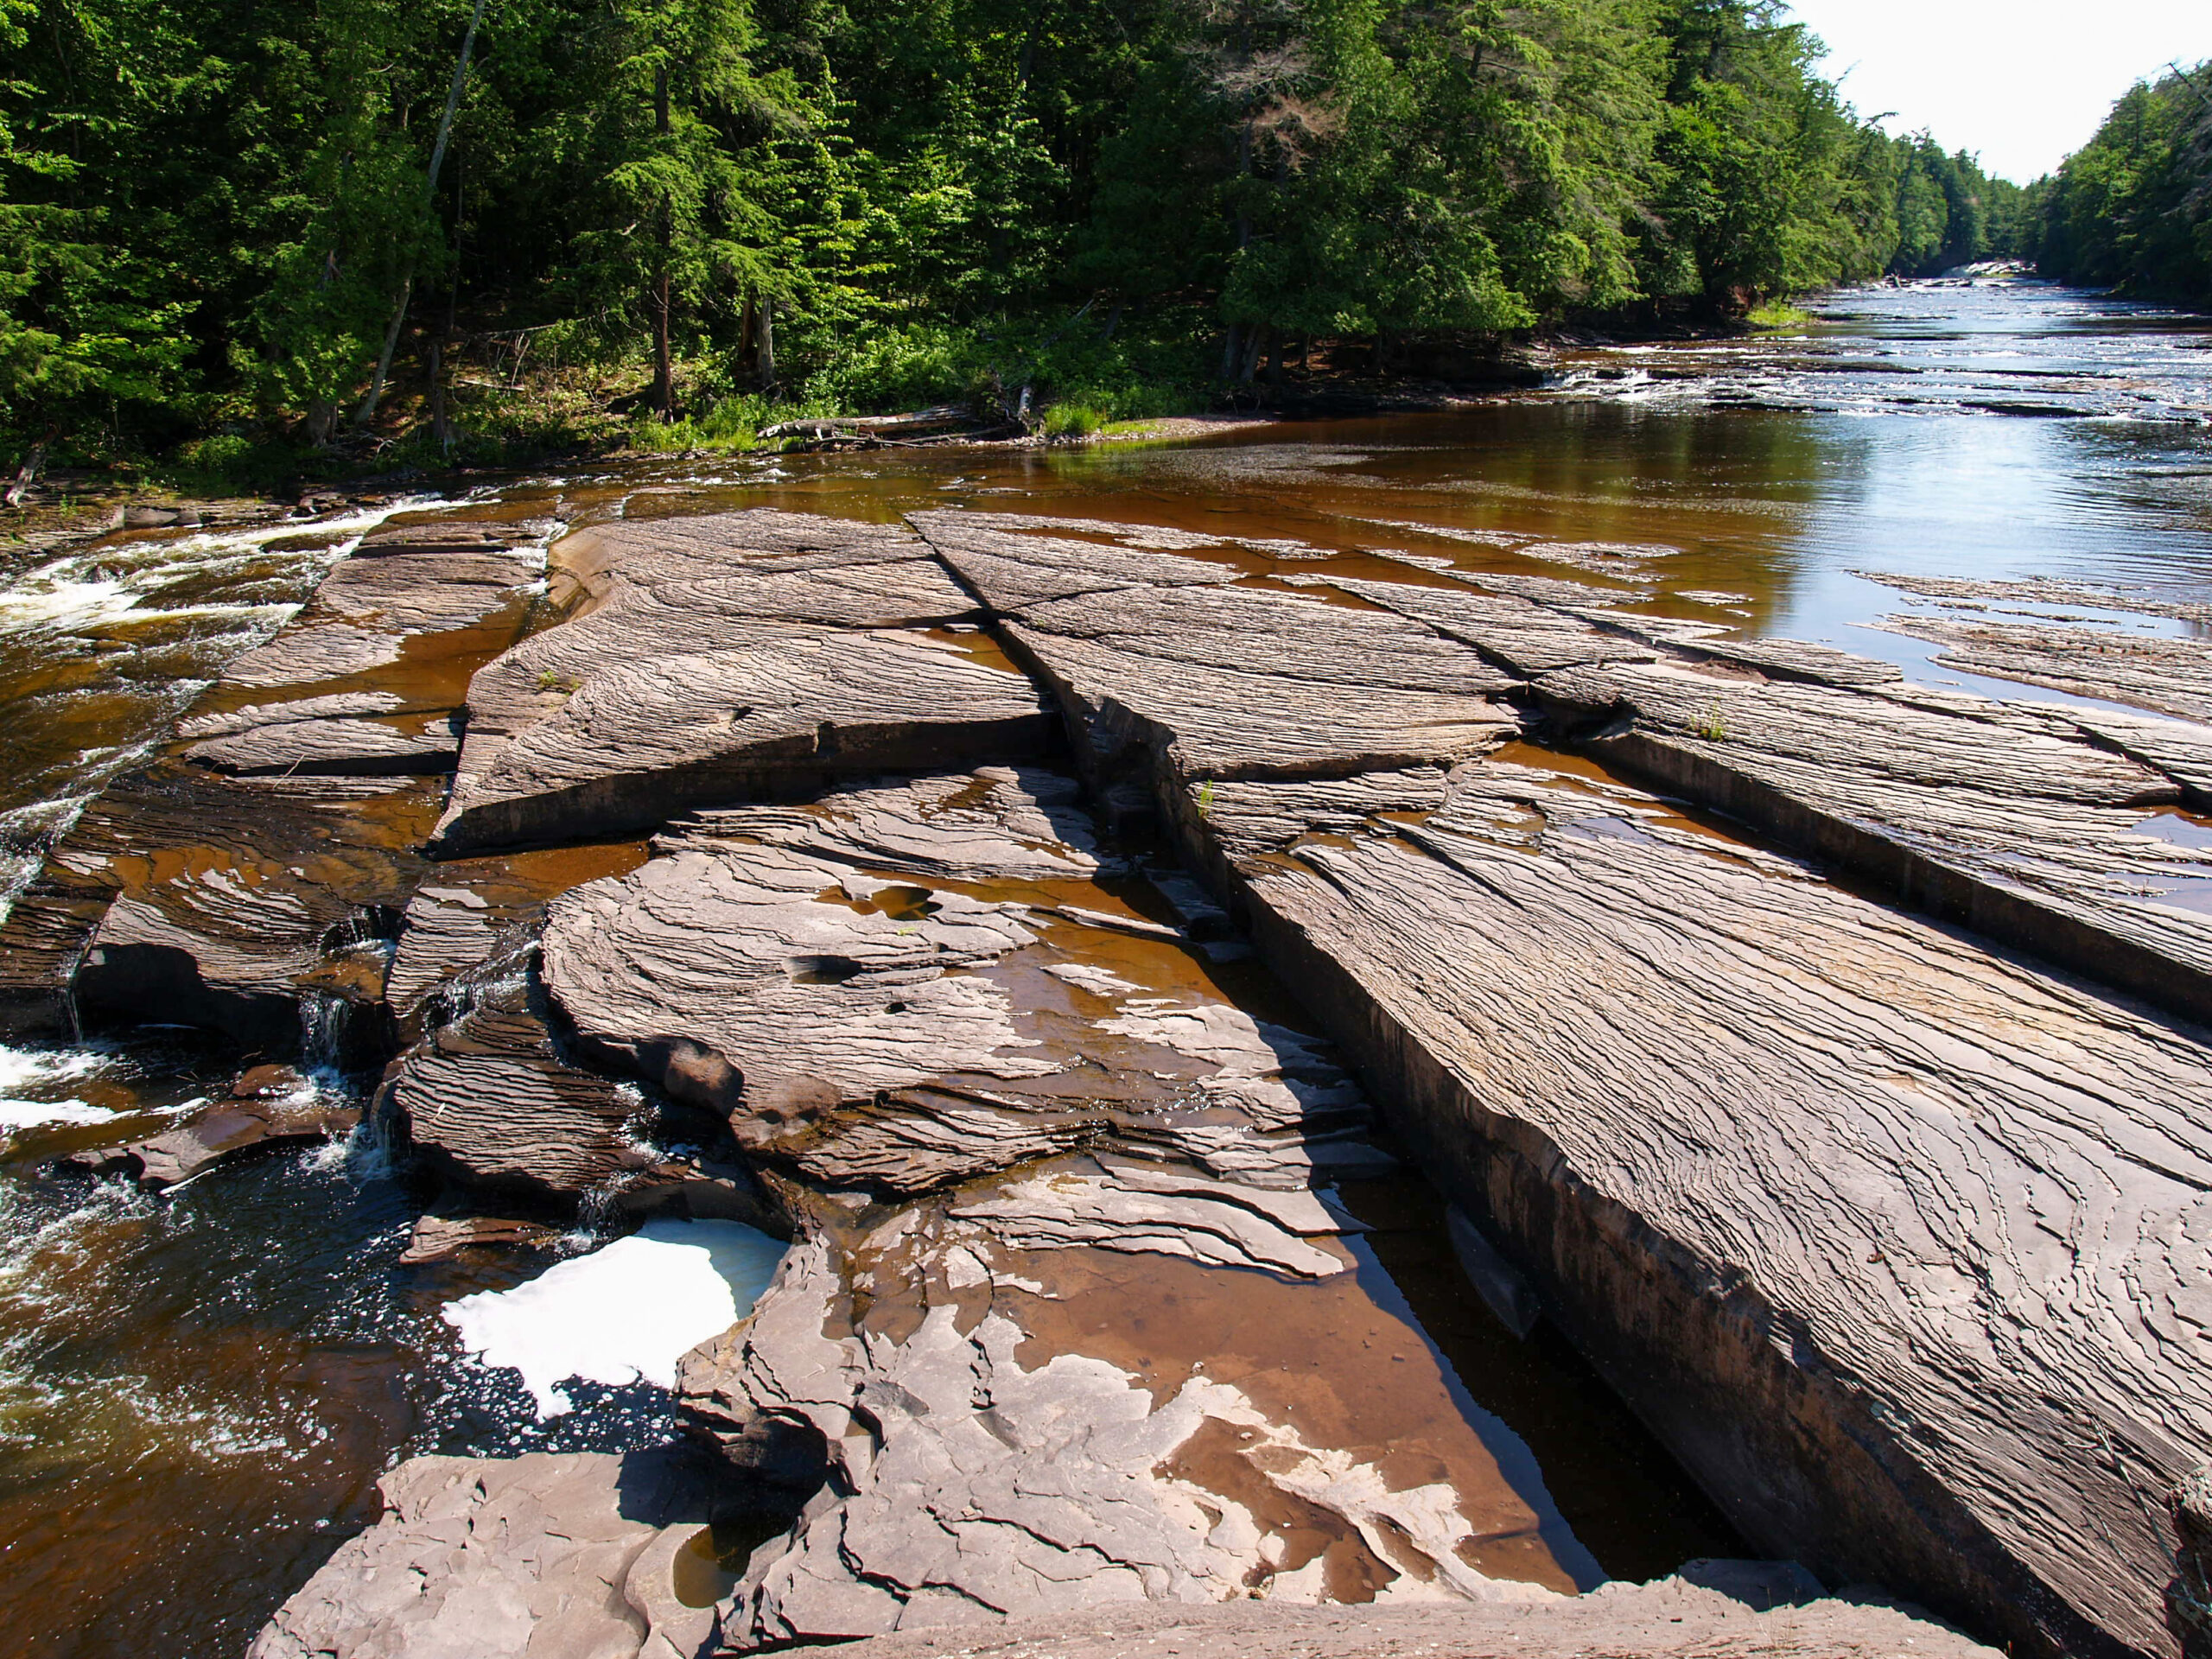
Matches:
[1783,1,2212,183]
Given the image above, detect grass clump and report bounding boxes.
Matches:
[1746,300,1814,330]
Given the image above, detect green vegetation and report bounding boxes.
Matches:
[0,0,2047,481]
[1745,300,1811,329]
[2022,61,2212,308]
[1881,135,2024,276]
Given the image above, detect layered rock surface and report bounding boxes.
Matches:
[1179,754,2212,1659]
[428,509,1046,854]
[5,501,2197,1659]
[249,1448,734,1659]
[813,1582,2002,1659]
[0,508,554,1047]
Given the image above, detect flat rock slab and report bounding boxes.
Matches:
[434,510,1002,854]
[398,1212,563,1264]
[186,712,461,776]
[814,1580,1999,1659]
[68,1090,359,1187]
[249,1447,723,1659]
[912,514,1520,785]
[542,769,1376,1194]
[0,508,555,1047]
[219,516,547,690]
[906,510,1247,608]
[435,630,1052,855]
[1531,656,2212,1026]
[386,839,651,1035]
[1189,758,2212,1659]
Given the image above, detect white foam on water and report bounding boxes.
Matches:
[442,1218,785,1418]
[0,1046,105,1096]
[0,1100,112,1130]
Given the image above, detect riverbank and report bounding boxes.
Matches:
[2,280,2208,1659]
[3,308,1775,531]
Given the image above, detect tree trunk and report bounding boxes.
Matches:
[757,295,777,392]
[739,292,760,380]
[354,0,486,430]
[652,266,674,420]
[1239,326,1264,384]
[429,294,454,450]
[650,63,675,422]
[1220,321,1243,381]
[3,436,49,509]
[1265,327,1283,390]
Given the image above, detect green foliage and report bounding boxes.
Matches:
[2031,65,2211,306]
[1745,299,1810,328]
[1882,133,2022,276]
[0,0,1992,466]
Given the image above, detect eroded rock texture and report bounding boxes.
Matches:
[813,1582,2002,1659]
[543,766,1384,1196]
[10,501,2196,1659]
[429,509,1048,854]
[1529,657,2212,1026]
[912,512,1521,789]
[1173,755,2212,1659]
[681,1179,1597,1646]
[0,509,552,1047]
[247,1447,729,1659]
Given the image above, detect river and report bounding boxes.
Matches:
[0,273,2205,1656]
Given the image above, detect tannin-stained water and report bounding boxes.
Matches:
[0,276,2208,1656]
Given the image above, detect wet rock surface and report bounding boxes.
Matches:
[3,500,2197,1659]
[0,509,554,1047]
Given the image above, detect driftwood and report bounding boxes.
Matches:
[759,405,982,442]
[3,435,48,508]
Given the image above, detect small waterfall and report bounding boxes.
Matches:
[564,1175,636,1252]
[419,923,537,1039]
[297,990,350,1077]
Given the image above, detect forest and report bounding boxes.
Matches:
[0,0,2041,477]
[2023,60,2212,308]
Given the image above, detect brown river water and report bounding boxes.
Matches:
[0,276,2207,1656]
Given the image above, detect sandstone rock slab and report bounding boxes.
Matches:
[249,1446,728,1659]
[809,1579,2000,1659]
[1178,757,2212,1659]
